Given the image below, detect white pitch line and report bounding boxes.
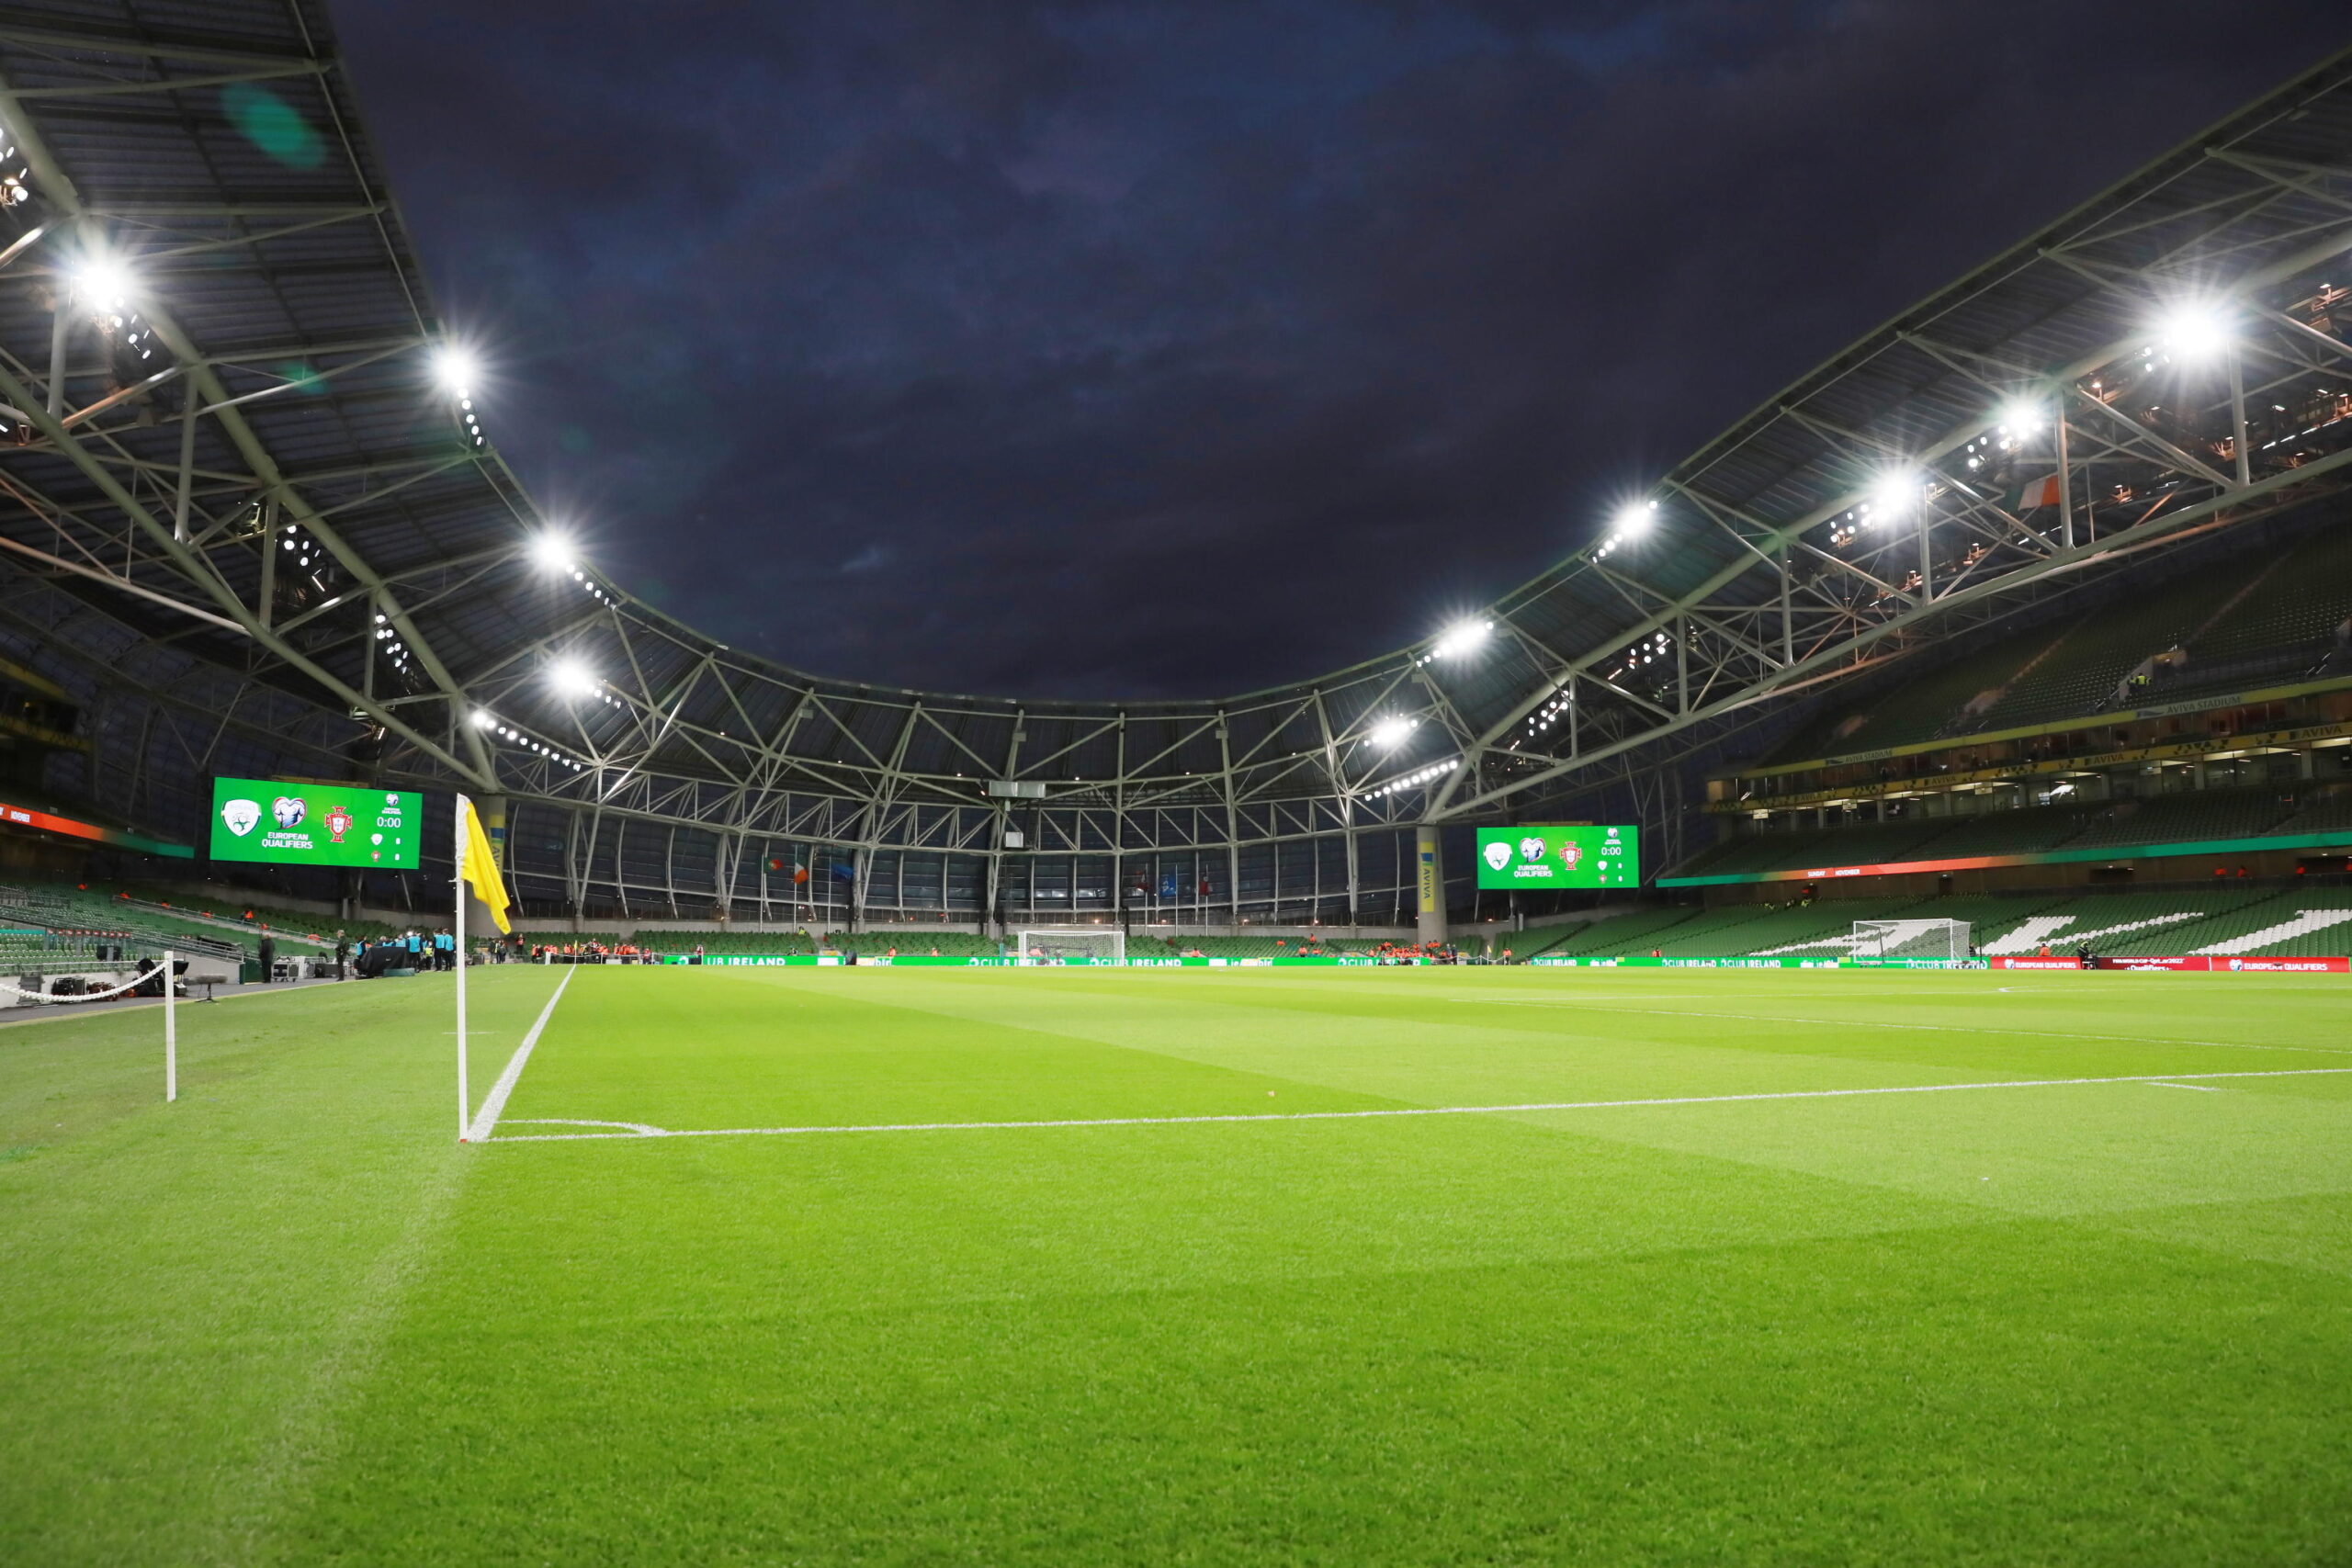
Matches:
[1451,998,2352,1055]
[483,1066,2352,1143]
[2144,1081,2221,1091]
[460,968,576,1144]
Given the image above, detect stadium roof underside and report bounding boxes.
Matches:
[1,8,2351,863]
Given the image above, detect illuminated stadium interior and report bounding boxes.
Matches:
[13,15,2352,1568]
[0,13,2347,950]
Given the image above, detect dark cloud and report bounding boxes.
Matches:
[336,0,2335,698]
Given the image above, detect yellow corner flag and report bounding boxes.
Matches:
[458,794,512,934]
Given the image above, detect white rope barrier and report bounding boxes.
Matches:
[0,949,186,1099]
[0,967,157,1003]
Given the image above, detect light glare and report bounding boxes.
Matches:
[1370,716,1414,749]
[1432,619,1491,659]
[548,658,599,698]
[2156,302,2230,361]
[71,255,133,313]
[432,344,479,397]
[1868,469,1923,516]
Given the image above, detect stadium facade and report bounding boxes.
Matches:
[0,7,2350,943]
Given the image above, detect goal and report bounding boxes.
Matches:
[1012,928,1125,964]
[1850,918,1971,960]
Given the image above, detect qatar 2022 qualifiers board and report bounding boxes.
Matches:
[209,776,420,869]
[1475,825,1638,889]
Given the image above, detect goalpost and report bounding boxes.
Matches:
[1850,918,1972,961]
[1012,928,1125,964]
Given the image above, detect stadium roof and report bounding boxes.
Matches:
[1,8,2350,849]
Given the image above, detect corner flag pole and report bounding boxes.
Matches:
[164,949,175,1102]
[455,792,469,1141]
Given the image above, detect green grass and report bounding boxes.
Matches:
[6,966,2352,1565]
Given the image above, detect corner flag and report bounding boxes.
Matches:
[458,795,512,934]
[455,792,510,1141]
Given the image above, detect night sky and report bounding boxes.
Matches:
[337,2,2327,700]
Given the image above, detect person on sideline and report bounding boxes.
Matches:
[256,931,277,984]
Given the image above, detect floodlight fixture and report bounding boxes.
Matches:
[69,253,134,315]
[1432,618,1492,659]
[469,709,496,729]
[548,657,600,698]
[1369,716,1415,749]
[1868,468,1924,518]
[532,531,575,572]
[2155,300,2231,362]
[1996,398,2042,436]
[1615,499,1657,534]
[431,344,479,398]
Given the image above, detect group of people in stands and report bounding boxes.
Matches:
[530,939,668,963]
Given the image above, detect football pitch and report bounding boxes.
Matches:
[6,964,2352,1565]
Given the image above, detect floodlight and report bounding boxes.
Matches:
[1868,469,1924,517]
[431,344,479,398]
[1432,619,1491,659]
[548,658,600,698]
[1615,499,1657,534]
[1996,398,2042,435]
[2155,301,2230,361]
[1369,716,1415,749]
[532,531,574,572]
[70,254,134,314]
[469,709,496,729]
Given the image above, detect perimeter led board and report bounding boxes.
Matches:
[209,777,420,869]
[1475,825,1639,889]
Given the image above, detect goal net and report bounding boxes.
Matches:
[1850,918,1971,960]
[1012,929,1125,964]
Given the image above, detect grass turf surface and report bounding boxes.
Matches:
[5,966,2351,1564]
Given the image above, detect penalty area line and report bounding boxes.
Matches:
[460,968,577,1145]
[482,1065,2352,1144]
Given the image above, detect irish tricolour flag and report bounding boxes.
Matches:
[2013,474,2064,510]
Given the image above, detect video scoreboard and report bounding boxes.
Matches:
[1473,825,1638,889]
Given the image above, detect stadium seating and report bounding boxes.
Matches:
[1,884,258,958]
[629,929,822,954]
[1170,935,1291,958]
[106,884,408,942]
[1768,640,2041,760]
[1507,922,1589,961]
[2060,787,2294,851]
[1658,898,1918,957]
[1673,782,2339,882]
[1520,885,2352,959]
[1542,906,1711,956]
[2269,784,2352,836]
[825,930,996,957]
[2186,525,2352,664]
[1906,803,2098,858]
[1758,522,2352,771]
